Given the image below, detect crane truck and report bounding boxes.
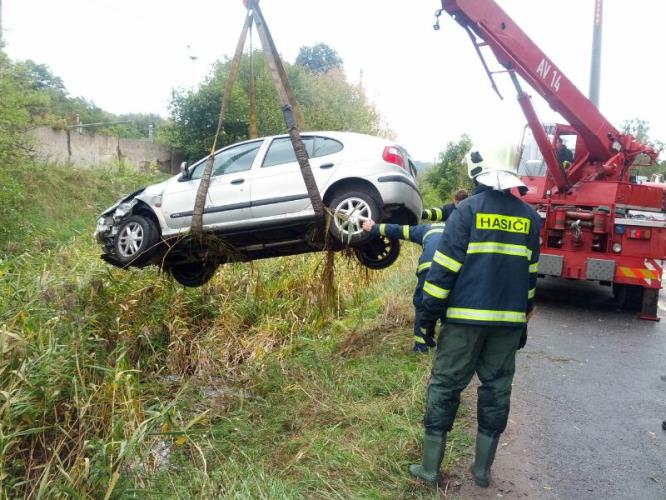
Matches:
[436,0,665,320]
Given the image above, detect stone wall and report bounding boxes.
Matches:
[30,127,183,174]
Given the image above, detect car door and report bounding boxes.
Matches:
[160,140,263,230]
[249,135,344,222]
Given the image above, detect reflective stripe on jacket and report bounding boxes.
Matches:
[371,223,444,276]
[422,202,456,222]
[421,187,541,327]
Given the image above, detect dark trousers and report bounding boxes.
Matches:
[424,323,523,438]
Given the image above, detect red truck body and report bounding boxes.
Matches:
[440,0,665,318]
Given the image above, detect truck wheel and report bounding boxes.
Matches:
[328,189,380,246]
[113,215,159,266]
[354,236,400,270]
[613,283,644,311]
[169,261,218,287]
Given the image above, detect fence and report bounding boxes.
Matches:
[30,127,183,174]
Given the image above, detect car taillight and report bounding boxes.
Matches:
[627,228,651,240]
[382,146,406,169]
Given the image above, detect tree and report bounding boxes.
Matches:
[295,43,343,74]
[166,50,386,161]
[427,135,473,201]
[621,118,665,177]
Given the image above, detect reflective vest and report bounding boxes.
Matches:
[372,222,445,276]
[421,187,541,327]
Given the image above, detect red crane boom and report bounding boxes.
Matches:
[440,0,658,192]
[438,0,665,320]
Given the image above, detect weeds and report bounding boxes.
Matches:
[0,163,471,498]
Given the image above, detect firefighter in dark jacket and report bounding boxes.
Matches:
[409,149,541,487]
[422,189,469,222]
[362,219,445,352]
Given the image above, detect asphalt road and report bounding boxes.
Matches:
[453,278,666,499]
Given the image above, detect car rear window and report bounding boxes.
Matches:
[312,137,343,157]
[262,136,343,167]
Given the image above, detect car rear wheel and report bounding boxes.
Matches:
[169,261,218,287]
[328,189,380,246]
[113,215,159,265]
[354,236,400,270]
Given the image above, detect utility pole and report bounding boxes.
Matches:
[0,0,4,46]
[589,0,603,108]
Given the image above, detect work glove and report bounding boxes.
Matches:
[518,327,527,350]
[418,319,437,348]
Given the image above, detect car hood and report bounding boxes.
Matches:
[100,179,170,216]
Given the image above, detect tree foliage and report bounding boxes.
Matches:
[0,50,164,152]
[166,49,386,161]
[621,118,665,177]
[0,51,40,165]
[295,43,343,74]
[426,134,473,201]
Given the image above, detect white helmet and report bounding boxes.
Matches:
[467,146,526,191]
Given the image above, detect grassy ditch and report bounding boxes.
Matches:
[0,163,471,498]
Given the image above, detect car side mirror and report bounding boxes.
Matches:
[180,161,190,179]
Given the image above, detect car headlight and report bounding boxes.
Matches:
[113,200,137,220]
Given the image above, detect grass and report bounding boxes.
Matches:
[0,162,472,498]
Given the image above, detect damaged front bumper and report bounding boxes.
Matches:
[94,199,138,243]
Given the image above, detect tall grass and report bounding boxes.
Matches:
[1,163,471,498]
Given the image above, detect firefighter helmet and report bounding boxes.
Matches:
[467,146,526,191]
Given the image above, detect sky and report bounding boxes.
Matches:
[3,0,665,162]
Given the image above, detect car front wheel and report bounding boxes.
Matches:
[354,236,400,270]
[113,215,159,266]
[168,261,219,287]
[328,189,380,246]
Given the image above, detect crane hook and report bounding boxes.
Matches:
[433,9,443,31]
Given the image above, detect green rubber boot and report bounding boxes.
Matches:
[470,432,499,487]
[409,433,446,484]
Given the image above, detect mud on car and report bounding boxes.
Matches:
[95,131,423,286]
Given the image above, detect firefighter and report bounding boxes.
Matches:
[362,219,445,353]
[409,148,541,487]
[422,189,469,222]
[555,136,574,166]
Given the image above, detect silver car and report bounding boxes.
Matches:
[95,131,423,286]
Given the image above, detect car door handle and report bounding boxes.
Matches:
[319,162,335,169]
[231,178,245,185]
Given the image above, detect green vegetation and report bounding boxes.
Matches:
[621,118,666,178]
[0,44,477,498]
[0,163,472,498]
[0,50,164,142]
[296,43,344,74]
[422,134,473,205]
[166,50,388,161]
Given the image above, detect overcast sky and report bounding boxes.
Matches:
[3,0,665,161]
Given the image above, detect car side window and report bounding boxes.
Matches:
[312,136,343,157]
[190,141,261,179]
[262,137,315,168]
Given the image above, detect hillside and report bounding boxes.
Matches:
[0,163,472,498]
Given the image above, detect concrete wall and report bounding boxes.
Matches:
[30,127,183,174]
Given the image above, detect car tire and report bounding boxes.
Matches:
[328,189,380,246]
[113,215,159,266]
[354,236,400,270]
[169,261,218,287]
